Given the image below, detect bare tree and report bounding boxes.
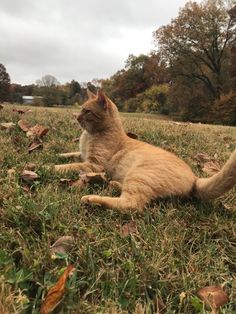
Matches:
[36,74,60,87]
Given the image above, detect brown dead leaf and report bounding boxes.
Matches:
[18,119,30,132]
[193,152,214,164]
[193,152,221,176]
[20,170,39,182]
[28,140,43,153]
[121,221,137,237]
[26,124,49,138]
[50,236,75,255]
[0,122,16,130]
[0,104,3,110]
[126,132,138,139]
[13,108,29,114]
[79,172,107,185]
[202,161,221,176]
[40,265,75,314]
[223,136,232,142]
[197,285,229,311]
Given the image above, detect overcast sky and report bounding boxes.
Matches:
[1,0,193,85]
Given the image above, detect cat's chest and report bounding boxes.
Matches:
[79,131,110,163]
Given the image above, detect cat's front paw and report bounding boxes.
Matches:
[81,195,102,205]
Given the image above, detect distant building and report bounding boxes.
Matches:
[22,96,43,105]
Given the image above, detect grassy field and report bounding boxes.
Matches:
[0,104,235,313]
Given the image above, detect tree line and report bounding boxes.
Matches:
[0,0,236,125]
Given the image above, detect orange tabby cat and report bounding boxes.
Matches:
[55,89,236,213]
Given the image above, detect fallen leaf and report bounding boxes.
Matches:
[50,236,75,255]
[126,132,138,139]
[0,104,3,110]
[0,122,16,130]
[18,120,30,132]
[28,140,43,153]
[121,221,137,237]
[193,152,214,164]
[13,108,29,114]
[193,152,221,176]
[223,136,232,142]
[26,124,49,138]
[197,285,229,311]
[20,170,39,182]
[202,161,221,176]
[40,265,75,314]
[79,172,107,185]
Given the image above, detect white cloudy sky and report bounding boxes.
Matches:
[1,0,193,85]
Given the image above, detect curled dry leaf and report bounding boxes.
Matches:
[126,132,138,139]
[26,124,49,139]
[28,140,43,153]
[50,236,75,255]
[193,152,221,176]
[18,119,30,132]
[20,170,39,182]
[13,108,29,114]
[223,136,232,142]
[0,122,16,130]
[202,161,221,176]
[121,221,137,237]
[79,172,107,185]
[197,285,229,311]
[40,265,75,314]
[193,152,215,164]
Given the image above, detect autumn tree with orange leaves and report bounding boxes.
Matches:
[153,0,236,123]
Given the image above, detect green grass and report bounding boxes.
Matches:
[0,104,235,313]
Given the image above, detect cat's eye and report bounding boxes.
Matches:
[83,109,91,114]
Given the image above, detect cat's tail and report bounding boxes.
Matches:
[194,149,236,200]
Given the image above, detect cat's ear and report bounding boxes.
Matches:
[87,89,96,99]
[97,89,108,109]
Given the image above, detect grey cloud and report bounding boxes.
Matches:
[0,0,191,84]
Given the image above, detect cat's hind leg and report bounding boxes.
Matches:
[81,190,149,213]
[81,173,156,213]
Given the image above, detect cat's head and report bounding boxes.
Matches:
[77,89,120,133]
